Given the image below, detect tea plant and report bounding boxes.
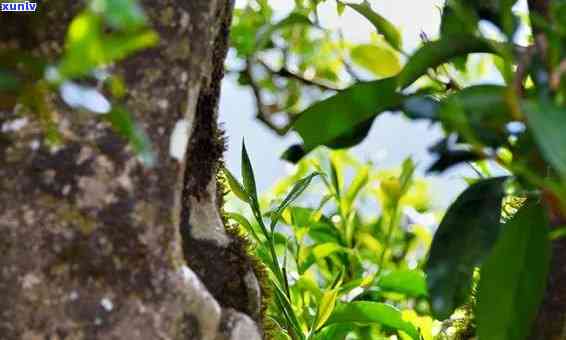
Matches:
[224,144,455,339]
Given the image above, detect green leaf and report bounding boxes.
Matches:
[270,172,320,230]
[58,12,158,79]
[440,4,475,37]
[350,44,402,77]
[476,202,550,340]
[255,12,312,51]
[299,243,347,274]
[425,177,507,320]
[347,2,402,51]
[399,157,416,196]
[222,166,250,203]
[378,270,428,297]
[294,78,401,151]
[314,289,339,331]
[523,99,566,180]
[398,36,498,89]
[241,141,258,201]
[323,301,420,340]
[312,324,351,340]
[343,166,369,213]
[104,106,155,166]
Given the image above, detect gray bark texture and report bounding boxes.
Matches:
[0,1,262,339]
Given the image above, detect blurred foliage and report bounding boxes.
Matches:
[0,0,157,165]
[232,0,566,339]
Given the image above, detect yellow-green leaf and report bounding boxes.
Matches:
[314,289,339,331]
[351,44,402,77]
[222,166,249,203]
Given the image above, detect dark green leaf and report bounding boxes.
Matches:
[428,149,483,173]
[402,95,440,121]
[0,69,21,92]
[294,78,401,151]
[347,2,402,51]
[398,36,498,89]
[476,202,550,340]
[378,270,428,297]
[426,177,507,319]
[281,144,306,164]
[241,141,258,200]
[439,85,510,147]
[523,99,566,180]
[440,4,475,37]
[323,301,420,340]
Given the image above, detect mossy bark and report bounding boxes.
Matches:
[0,1,262,339]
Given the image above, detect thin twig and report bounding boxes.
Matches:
[257,59,340,91]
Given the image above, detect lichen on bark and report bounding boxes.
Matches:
[0,0,262,339]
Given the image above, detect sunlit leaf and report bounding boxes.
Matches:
[343,166,369,213]
[322,301,420,340]
[270,172,320,230]
[314,289,339,331]
[241,141,258,201]
[426,177,507,319]
[476,202,550,340]
[222,166,250,203]
[299,243,347,274]
[58,12,158,78]
[350,44,402,77]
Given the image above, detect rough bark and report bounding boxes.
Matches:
[0,1,261,339]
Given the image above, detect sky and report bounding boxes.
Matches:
[220,0,525,207]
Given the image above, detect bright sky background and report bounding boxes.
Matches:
[221,0,527,207]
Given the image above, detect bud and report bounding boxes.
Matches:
[381,177,402,200]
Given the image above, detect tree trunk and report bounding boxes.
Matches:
[0,1,262,339]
